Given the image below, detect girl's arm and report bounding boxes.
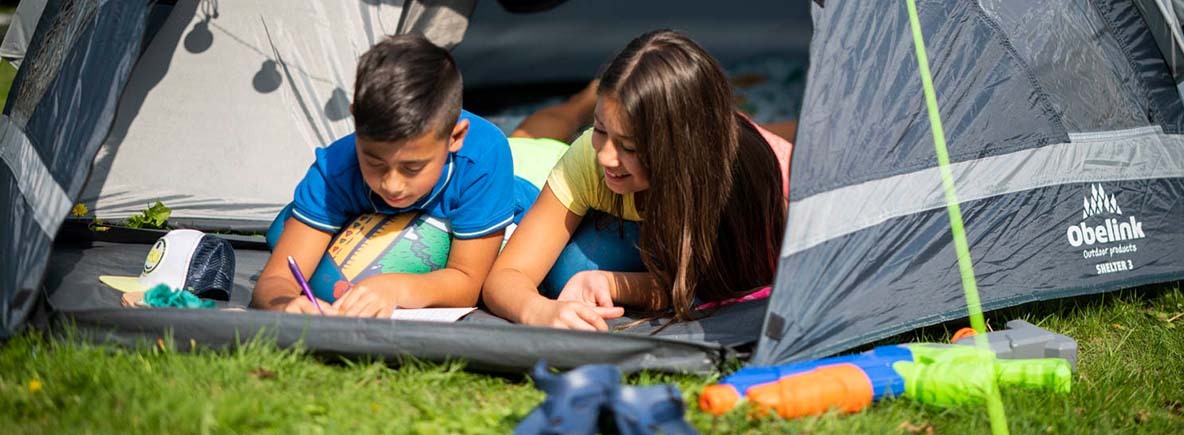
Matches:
[483,185,624,330]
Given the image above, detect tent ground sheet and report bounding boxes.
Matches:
[40,239,768,374]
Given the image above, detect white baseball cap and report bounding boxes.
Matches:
[99,229,236,300]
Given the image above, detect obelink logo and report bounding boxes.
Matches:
[1066,184,1145,247]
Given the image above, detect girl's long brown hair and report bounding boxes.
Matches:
[599,29,787,320]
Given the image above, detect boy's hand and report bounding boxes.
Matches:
[522,296,623,332]
[331,276,406,318]
[557,270,623,315]
[281,296,337,315]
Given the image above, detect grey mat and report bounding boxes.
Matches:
[43,241,767,373]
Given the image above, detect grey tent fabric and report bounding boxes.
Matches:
[451,0,810,88]
[0,1,475,71]
[1,0,154,339]
[61,308,724,374]
[45,239,765,350]
[397,0,477,51]
[1133,0,1184,88]
[74,0,800,232]
[0,0,48,68]
[754,0,1184,365]
[77,0,474,232]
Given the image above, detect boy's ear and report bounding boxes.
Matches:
[448,119,470,153]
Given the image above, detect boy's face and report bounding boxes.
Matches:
[356,119,469,209]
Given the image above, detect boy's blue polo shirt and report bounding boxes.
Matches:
[290,110,534,239]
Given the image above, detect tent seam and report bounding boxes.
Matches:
[792,1,1068,200]
[1090,0,1166,128]
[969,0,1067,137]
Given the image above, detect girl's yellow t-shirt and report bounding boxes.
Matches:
[545,130,642,221]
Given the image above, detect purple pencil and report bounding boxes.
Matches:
[286,256,325,315]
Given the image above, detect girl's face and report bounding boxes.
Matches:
[592,96,650,195]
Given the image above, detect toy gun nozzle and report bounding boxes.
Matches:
[699,385,741,415]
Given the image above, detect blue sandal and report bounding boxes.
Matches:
[515,361,621,435]
[609,384,698,435]
[515,361,698,435]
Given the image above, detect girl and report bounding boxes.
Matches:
[484,29,790,331]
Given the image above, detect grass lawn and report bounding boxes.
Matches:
[1,284,1182,434]
[0,61,16,105]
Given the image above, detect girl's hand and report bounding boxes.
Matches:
[522,297,623,331]
[331,277,405,318]
[557,270,622,311]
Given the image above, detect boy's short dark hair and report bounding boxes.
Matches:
[353,34,462,141]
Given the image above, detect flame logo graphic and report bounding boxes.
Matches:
[1082,184,1122,220]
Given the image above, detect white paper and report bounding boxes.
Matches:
[389,307,477,323]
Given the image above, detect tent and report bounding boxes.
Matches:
[2,0,1182,373]
[754,0,1184,364]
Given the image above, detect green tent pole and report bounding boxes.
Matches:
[903,1,1009,434]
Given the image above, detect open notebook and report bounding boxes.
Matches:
[389,307,477,323]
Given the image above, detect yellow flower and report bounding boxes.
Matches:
[71,203,89,217]
[28,379,42,393]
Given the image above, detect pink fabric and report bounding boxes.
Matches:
[694,286,772,311]
[752,122,793,198]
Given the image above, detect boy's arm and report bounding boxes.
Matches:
[252,217,335,313]
[332,231,502,317]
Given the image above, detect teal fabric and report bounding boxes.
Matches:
[142,284,216,309]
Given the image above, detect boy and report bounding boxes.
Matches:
[253,34,530,317]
